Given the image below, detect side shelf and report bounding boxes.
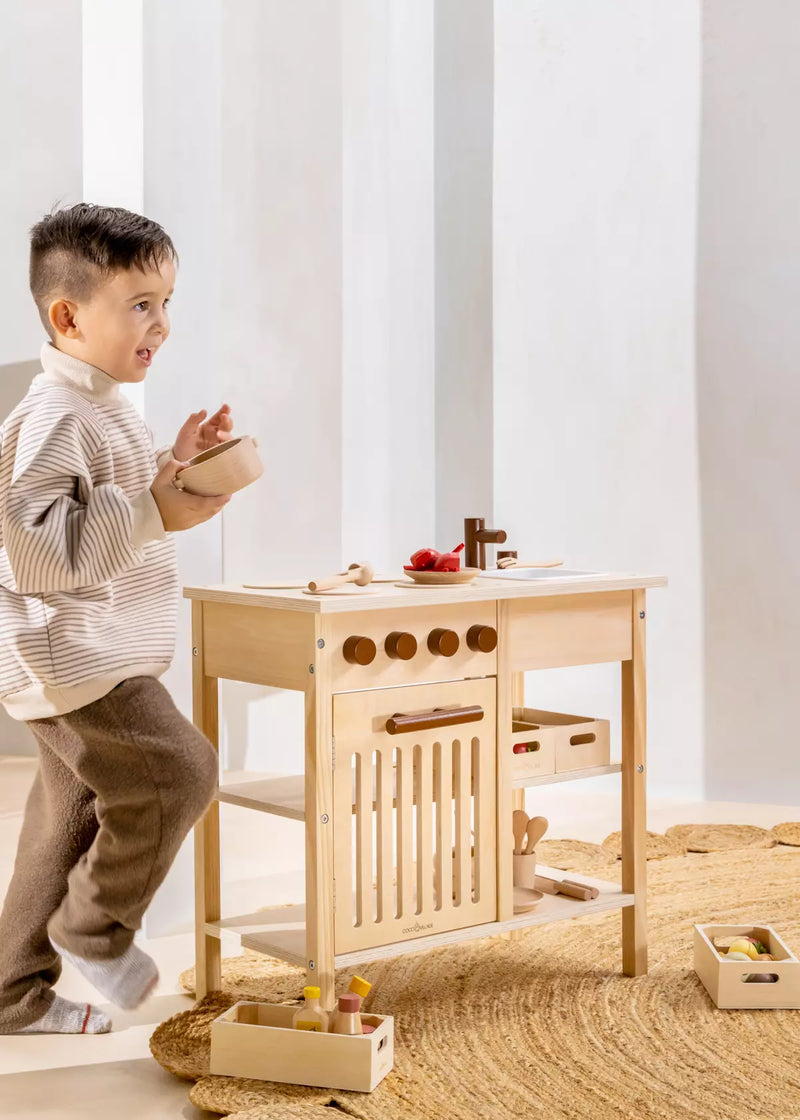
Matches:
[217,762,624,822]
[205,864,632,971]
[217,772,305,821]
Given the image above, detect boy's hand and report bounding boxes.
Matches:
[150,459,231,531]
[173,404,234,461]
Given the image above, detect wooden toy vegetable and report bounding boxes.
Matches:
[408,548,439,570]
[728,938,760,960]
[432,543,465,572]
[404,543,465,572]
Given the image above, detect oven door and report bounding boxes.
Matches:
[332,677,497,954]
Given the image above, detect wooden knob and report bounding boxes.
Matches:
[343,635,376,665]
[467,624,497,653]
[385,631,417,660]
[427,628,459,657]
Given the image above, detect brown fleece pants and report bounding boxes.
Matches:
[0,676,218,1030]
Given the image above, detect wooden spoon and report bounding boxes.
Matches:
[496,558,564,569]
[512,809,529,856]
[307,561,374,593]
[524,815,549,854]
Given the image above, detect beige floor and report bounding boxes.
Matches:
[0,754,797,1120]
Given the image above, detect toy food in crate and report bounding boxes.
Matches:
[511,708,610,779]
[693,924,800,1009]
[209,977,394,1092]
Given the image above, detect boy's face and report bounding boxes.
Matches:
[52,258,176,384]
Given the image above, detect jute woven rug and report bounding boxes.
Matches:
[151,840,800,1119]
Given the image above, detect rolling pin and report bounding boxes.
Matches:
[535,875,599,901]
[307,561,374,594]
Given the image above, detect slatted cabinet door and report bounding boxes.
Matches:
[332,678,497,954]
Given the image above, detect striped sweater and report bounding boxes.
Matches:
[0,343,178,720]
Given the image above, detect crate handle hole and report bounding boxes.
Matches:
[378,1035,388,1050]
[742,973,779,984]
[570,733,596,746]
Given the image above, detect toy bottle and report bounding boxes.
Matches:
[348,974,375,1033]
[292,985,330,1032]
[348,975,372,1008]
[330,993,363,1035]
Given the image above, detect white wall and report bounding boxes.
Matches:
[0,2,82,366]
[434,0,495,547]
[342,0,435,570]
[697,1,800,803]
[493,0,704,799]
[0,3,82,757]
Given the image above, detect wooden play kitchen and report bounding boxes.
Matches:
[187,525,666,1014]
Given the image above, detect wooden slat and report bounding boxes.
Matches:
[397,745,414,919]
[192,600,221,999]
[416,744,434,915]
[356,752,373,927]
[454,737,472,907]
[435,739,453,911]
[376,748,393,924]
[621,589,648,977]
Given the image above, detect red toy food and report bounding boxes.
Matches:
[432,543,465,572]
[407,547,440,571]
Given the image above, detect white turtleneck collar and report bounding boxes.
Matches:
[33,342,122,403]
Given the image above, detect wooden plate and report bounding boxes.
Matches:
[401,567,480,586]
[513,887,544,914]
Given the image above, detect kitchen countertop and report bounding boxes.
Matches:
[184,571,668,614]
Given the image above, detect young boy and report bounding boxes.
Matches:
[0,203,232,1034]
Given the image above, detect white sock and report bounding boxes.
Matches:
[9,995,111,1035]
[50,940,159,1011]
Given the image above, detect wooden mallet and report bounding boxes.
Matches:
[307,561,374,594]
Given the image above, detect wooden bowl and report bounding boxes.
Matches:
[175,436,263,497]
[401,567,480,586]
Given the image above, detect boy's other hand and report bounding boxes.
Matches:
[150,459,231,532]
[173,404,233,461]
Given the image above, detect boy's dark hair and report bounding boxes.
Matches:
[30,203,177,336]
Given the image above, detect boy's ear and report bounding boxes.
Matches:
[48,299,81,340]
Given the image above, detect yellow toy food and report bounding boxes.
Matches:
[728,939,759,960]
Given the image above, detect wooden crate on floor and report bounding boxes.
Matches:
[694,924,800,1009]
[210,1001,394,1092]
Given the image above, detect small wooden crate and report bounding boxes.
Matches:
[210,1001,394,1092]
[693,924,800,1009]
[511,707,610,779]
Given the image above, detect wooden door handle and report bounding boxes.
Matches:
[385,705,484,735]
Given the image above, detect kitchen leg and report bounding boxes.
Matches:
[306,618,336,1010]
[621,590,648,976]
[192,601,222,999]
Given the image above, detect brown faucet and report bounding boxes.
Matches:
[464,518,508,570]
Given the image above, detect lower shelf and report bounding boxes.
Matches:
[217,762,624,822]
[205,865,634,970]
